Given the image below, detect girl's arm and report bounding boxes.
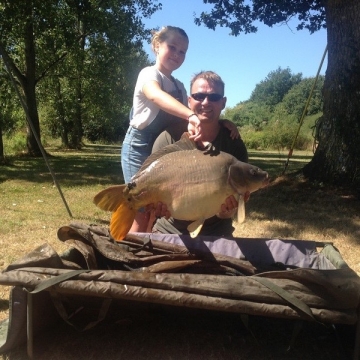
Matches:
[143,81,203,140]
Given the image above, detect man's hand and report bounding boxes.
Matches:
[216,192,250,219]
[216,195,238,219]
[145,202,171,219]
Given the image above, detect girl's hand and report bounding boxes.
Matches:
[187,114,203,142]
[221,119,240,139]
[187,121,197,137]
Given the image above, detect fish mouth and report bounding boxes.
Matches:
[261,176,270,188]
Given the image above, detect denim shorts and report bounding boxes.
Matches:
[121,104,186,184]
[121,126,156,184]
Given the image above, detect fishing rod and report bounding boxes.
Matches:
[0,44,73,218]
[283,44,328,175]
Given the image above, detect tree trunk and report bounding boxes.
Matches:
[303,0,360,187]
[0,124,5,164]
[54,76,70,148]
[23,0,42,157]
[69,18,86,149]
[24,81,42,157]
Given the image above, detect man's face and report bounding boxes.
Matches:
[188,79,227,123]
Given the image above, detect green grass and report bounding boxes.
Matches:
[248,149,314,178]
[0,139,359,360]
[0,143,122,186]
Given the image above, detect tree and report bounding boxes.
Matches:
[279,76,325,119]
[0,0,160,154]
[250,67,302,110]
[224,101,270,130]
[36,2,153,147]
[196,0,360,187]
[0,69,20,162]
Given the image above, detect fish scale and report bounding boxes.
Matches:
[138,150,235,218]
[94,133,269,241]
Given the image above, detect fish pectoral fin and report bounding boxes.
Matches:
[187,219,205,238]
[93,185,127,211]
[237,196,246,223]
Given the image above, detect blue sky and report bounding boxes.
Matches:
[141,0,328,109]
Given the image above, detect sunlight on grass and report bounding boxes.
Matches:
[0,142,359,277]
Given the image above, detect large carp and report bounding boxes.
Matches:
[94,133,269,241]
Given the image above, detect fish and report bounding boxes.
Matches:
[94,133,269,241]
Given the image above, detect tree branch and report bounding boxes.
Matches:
[36,51,68,84]
[0,40,26,88]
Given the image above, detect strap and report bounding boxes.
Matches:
[25,270,111,332]
[170,76,183,103]
[29,270,90,294]
[252,276,317,323]
[287,320,303,351]
[50,292,112,332]
[128,234,152,254]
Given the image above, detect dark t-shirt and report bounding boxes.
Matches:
[151,121,248,237]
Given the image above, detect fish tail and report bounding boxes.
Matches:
[94,184,137,241]
[93,185,127,211]
[110,202,137,241]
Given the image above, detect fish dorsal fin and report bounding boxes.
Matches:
[187,218,205,238]
[237,195,246,223]
[137,132,197,175]
[174,132,198,150]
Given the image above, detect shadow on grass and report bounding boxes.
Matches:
[0,299,9,312]
[245,174,360,247]
[0,144,122,186]
[248,152,313,179]
[1,144,313,186]
[1,144,359,249]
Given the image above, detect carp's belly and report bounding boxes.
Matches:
[158,182,235,221]
[134,149,236,220]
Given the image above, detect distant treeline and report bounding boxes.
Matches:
[223,67,324,150]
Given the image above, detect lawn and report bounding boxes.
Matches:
[0,142,359,359]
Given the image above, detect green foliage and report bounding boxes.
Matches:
[195,1,326,35]
[240,126,266,150]
[223,66,323,151]
[3,132,27,154]
[279,76,324,119]
[241,114,319,151]
[0,70,21,135]
[225,101,271,130]
[0,0,161,150]
[249,67,302,109]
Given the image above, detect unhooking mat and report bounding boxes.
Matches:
[0,222,359,357]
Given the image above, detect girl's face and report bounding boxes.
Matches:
[155,32,188,77]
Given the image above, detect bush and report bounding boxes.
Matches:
[4,132,27,154]
[241,125,266,150]
[240,114,318,151]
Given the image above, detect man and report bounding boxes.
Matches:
[150,71,249,237]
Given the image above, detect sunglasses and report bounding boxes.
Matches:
[191,93,223,102]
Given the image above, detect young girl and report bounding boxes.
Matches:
[121,26,238,233]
